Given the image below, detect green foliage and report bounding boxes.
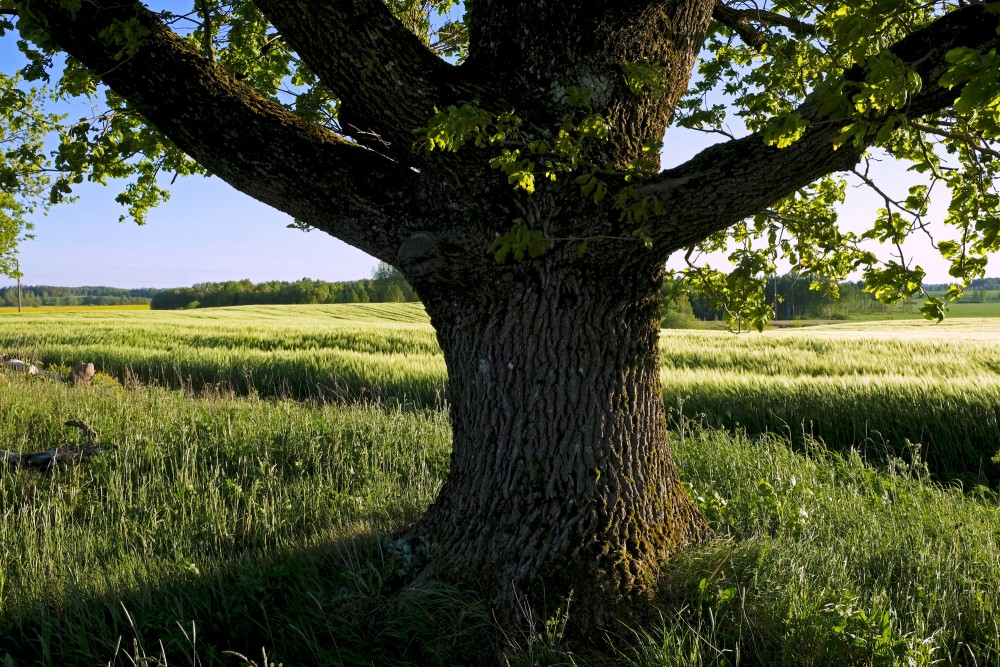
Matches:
[678,0,1000,324]
[940,47,1000,126]
[0,71,62,278]
[621,61,669,97]
[490,218,547,262]
[415,102,496,153]
[763,111,809,149]
[98,17,151,59]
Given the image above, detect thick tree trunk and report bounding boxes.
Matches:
[413,255,710,629]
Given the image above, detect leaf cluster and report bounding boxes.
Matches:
[676,0,1000,325]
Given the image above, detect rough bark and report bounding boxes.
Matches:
[465,0,715,167]
[413,252,709,628]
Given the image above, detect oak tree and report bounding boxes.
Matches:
[2,0,999,627]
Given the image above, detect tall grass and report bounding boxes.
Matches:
[655,426,1000,666]
[1,370,999,665]
[1,305,996,479]
[0,304,445,405]
[0,373,471,665]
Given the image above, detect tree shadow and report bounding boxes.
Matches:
[1,533,498,667]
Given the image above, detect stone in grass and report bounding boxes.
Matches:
[5,359,38,375]
[70,362,96,385]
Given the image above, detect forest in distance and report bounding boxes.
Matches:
[0,263,419,309]
[5,268,999,321]
[663,275,1000,325]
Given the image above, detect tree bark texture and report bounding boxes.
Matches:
[414,255,709,626]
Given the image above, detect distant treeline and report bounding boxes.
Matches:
[659,273,997,325]
[0,285,156,307]
[926,277,1000,303]
[6,271,997,314]
[150,264,418,310]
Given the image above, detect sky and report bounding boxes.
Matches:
[0,7,995,290]
[11,176,379,289]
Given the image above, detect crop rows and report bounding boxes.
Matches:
[0,304,997,479]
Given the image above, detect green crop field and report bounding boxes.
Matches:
[659,318,1000,480]
[1,304,999,665]
[0,303,446,407]
[0,304,152,314]
[1,304,996,480]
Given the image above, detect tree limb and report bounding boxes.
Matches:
[909,119,1000,160]
[197,0,215,62]
[2,420,100,469]
[17,0,420,262]
[644,1,1000,255]
[253,0,484,161]
[712,1,817,51]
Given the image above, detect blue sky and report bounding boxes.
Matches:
[12,176,378,289]
[0,7,995,290]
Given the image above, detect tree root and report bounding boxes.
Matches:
[1,420,102,469]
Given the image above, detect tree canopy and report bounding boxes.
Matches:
[0,1,995,327]
[1,0,1000,631]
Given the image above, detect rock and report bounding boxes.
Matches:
[70,362,96,384]
[5,359,38,375]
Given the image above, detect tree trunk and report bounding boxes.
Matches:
[413,254,710,629]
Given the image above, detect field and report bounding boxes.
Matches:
[0,304,152,315]
[1,304,999,665]
[659,318,1000,481]
[1,304,996,480]
[0,304,445,407]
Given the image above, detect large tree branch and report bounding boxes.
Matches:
[644,1,1000,255]
[18,0,418,262]
[254,0,485,162]
[712,1,817,51]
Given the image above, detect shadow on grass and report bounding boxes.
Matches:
[1,534,499,667]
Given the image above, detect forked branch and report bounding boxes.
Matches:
[254,0,485,160]
[712,1,817,50]
[644,1,1000,256]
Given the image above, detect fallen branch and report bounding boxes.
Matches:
[2,420,102,469]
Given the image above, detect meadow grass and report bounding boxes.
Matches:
[0,304,996,480]
[0,304,445,406]
[0,373,463,665]
[1,370,998,665]
[659,319,1000,481]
